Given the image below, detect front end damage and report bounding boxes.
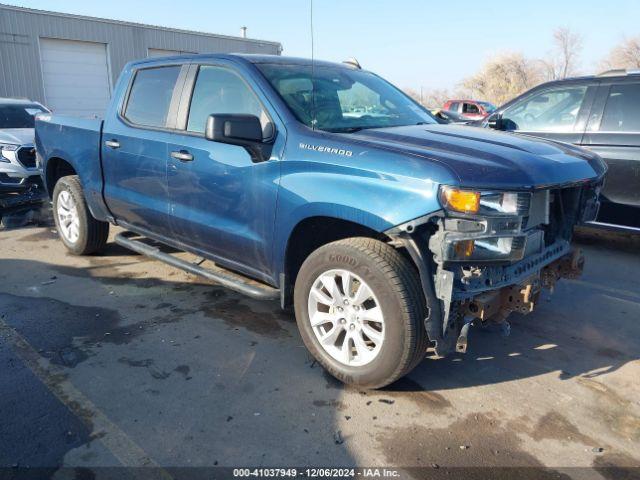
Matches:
[387,181,601,356]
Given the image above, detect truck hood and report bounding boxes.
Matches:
[0,128,34,146]
[349,124,606,189]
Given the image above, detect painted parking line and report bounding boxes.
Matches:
[0,318,173,478]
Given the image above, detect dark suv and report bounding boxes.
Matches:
[480,70,640,231]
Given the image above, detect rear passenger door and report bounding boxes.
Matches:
[582,80,640,212]
[102,64,187,234]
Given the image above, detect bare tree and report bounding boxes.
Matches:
[403,87,452,110]
[600,36,640,71]
[460,52,544,106]
[542,27,583,80]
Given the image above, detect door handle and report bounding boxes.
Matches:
[104,140,120,149]
[170,150,194,162]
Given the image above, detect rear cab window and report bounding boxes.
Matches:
[123,66,182,128]
[463,103,480,114]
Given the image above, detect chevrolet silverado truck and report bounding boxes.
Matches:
[35,54,606,388]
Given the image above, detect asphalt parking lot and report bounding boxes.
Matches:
[1,216,639,479]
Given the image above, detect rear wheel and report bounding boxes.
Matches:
[52,175,109,255]
[294,237,428,389]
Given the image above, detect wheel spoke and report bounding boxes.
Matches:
[320,325,342,346]
[352,282,373,306]
[352,331,372,360]
[311,286,333,306]
[340,271,353,299]
[361,324,383,345]
[339,333,352,364]
[58,192,68,209]
[362,306,383,323]
[320,275,343,305]
[310,312,334,327]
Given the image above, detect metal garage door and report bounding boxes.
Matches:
[39,38,111,117]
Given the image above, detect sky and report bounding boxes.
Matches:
[5,0,640,91]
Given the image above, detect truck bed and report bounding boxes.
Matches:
[35,114,107,219]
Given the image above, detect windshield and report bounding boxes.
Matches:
[0,104,46,129]
[256,63,436,132]
[479,102,497,113]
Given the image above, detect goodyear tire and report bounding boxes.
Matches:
[294,237,428,388]
[52,175,109,255]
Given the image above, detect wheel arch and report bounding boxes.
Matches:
[45,156,77,197]
[280,215,393,307]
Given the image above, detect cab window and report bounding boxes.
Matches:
[600,83,640,132]
[463,103,480,114]
[501,86,587,132]
[187,65,270,137]
[124,66,181,128]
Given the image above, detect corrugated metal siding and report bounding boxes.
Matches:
[0,4,281,104]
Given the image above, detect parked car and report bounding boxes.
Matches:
[431,109,474,124]
[443,99,496,120]
[36,54,605,388]
[0,98,49,191]
[478,70,640,231]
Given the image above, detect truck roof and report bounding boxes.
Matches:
[130,53,355,70]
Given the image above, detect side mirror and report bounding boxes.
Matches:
[205,114,263,143]
[205,114,273,162]
[486,113,503,130]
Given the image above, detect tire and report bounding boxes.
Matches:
[294,237,428,389]
[52,175,109,255]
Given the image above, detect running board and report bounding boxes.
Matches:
[114,232,280,300]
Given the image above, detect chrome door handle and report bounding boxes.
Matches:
[170,150,193,162]
[104,140,120,149]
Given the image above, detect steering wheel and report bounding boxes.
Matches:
[523,113,536,124]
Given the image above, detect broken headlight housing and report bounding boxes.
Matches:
[437,186,531,262]
[445,235,527,262]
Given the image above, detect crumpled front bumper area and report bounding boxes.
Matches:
[386,182,599,357]
[453,247,584,353]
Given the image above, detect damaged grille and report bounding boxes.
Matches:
[17,147,37,169]
[541,186,583,246]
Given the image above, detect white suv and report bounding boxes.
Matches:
[0,98,49,192]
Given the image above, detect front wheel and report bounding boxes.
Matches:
[294,237,428,389]
[52,175,109,255]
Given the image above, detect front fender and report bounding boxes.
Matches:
[272,159,450,277]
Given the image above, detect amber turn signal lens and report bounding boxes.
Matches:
[441,187,480,214]
[453,239,475,258]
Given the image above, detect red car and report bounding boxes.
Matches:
[442,99,496,120]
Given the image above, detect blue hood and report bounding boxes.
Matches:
[350,124,606,190]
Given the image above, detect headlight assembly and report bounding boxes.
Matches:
[439,186,528,216]
[446,235,527,262]
[0,143,19,163]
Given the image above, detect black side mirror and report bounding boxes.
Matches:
[205,114,273,162]
[486,113,503,130]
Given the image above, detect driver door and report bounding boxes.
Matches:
[497,84,597,145]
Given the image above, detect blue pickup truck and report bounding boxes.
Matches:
[35,54,606,388]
